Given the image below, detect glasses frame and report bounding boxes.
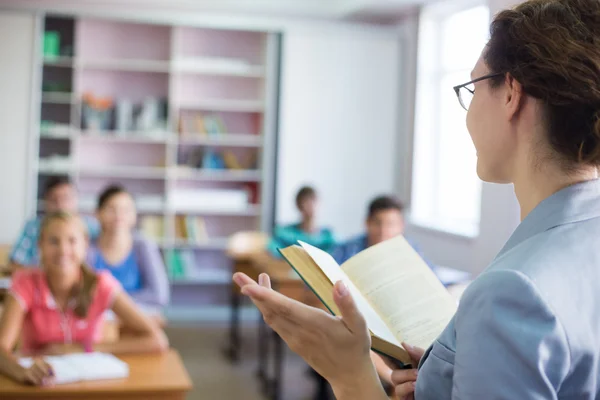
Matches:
[453,72,504,110]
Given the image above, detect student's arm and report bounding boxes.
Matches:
[94,291,169,354]
[0,295,54,385]
[129,237,170,307]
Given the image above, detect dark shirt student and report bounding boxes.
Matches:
[331,195,431,266]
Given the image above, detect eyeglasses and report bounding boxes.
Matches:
[453,72,504,111]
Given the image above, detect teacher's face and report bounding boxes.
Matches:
[466,53,518,184]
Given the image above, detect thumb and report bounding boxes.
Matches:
[333,280,367,334]
[402,342,425,364]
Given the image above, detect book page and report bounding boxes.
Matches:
[299,241,400,347]
[19,352,129,385]
[341,236,457,349]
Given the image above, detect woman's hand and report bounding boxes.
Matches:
[391,344,425,400]
[233,272,388,399]
[20,358,54,386]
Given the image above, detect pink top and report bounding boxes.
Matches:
[9,269,121,354]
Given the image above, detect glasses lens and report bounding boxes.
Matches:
[459,86,474,110]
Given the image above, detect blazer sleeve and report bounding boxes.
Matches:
[131,235,171,307]
[452,269,570,399]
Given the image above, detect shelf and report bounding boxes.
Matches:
[77,58,170,73]
[40,130,73,140]
[170,269,232,285]
[172,168,261,182]
[172,205,261,217]
[178,99,264,113]
[177,134,262,147]
[77,200,165,213]
[172,59,265,78]
[42,92,76,104]
[78,166,167,179]
[160,238,229,250]
[43,56,75,68]
[77,130,173,144]
[37,163,73,175]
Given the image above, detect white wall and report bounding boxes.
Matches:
[0,11,36,244]
[276,28,401,239]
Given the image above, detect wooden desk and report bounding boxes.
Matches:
[0,350,192,400]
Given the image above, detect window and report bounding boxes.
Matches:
[410,1,489,238]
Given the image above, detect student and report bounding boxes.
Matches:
[332,195,431,267]
[87,185,169,308]
[9,177,99,270]
[267,186,335,257]
[234,0,600,398]
[0,212,168,386]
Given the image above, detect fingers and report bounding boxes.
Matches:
[38,360,54,378]
[402,342,425,364]
[391,368,418,400]
[232,272,257,288]
[394,381,416,399]
[258,273,272,289]
[332,280,367,334]
[391,368,418,385]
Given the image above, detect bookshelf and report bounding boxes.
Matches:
[32,15,280,314]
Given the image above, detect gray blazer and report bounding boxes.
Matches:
[416,179,600,399]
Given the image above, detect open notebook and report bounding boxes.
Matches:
[279,236,457,365]
[19,352,129,385]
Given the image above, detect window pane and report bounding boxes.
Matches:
[440,6,489,72]
[437,71,481,229]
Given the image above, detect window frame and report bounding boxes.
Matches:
[409,0,490,239]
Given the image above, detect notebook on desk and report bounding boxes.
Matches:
[19,352,129,385]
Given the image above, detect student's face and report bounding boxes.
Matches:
[45,184,78,213]
[97,192,137,234]
[298,196,317,220]
[39,218,87,279]
[366,209,404,245]
[466,52,518,184]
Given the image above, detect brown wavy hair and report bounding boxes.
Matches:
[485,0,600,165]
[39,212,97,318]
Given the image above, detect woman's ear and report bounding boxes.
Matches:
[504,73,524,120]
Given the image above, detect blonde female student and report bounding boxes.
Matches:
[0,212,168,386]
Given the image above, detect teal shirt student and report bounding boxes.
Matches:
[268,224,335,257]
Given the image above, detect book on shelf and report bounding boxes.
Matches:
[175,215,209,243]
[179,112,227,136]
[222,150,242,170]
[140,216,164,241]
[165,249,185,280]
[164,249,197,280]
[278,236,457,365]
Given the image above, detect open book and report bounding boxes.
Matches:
[279,236,457,365]
[19,352,129,385]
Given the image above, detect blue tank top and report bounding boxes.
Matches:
[93,249,142,294]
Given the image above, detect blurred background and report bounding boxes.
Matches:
[0,0,521,398]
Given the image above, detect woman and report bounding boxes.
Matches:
[234,0,600,398]
[88,185,169,308]
[0,212,168,386]
[267,186,336,257]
